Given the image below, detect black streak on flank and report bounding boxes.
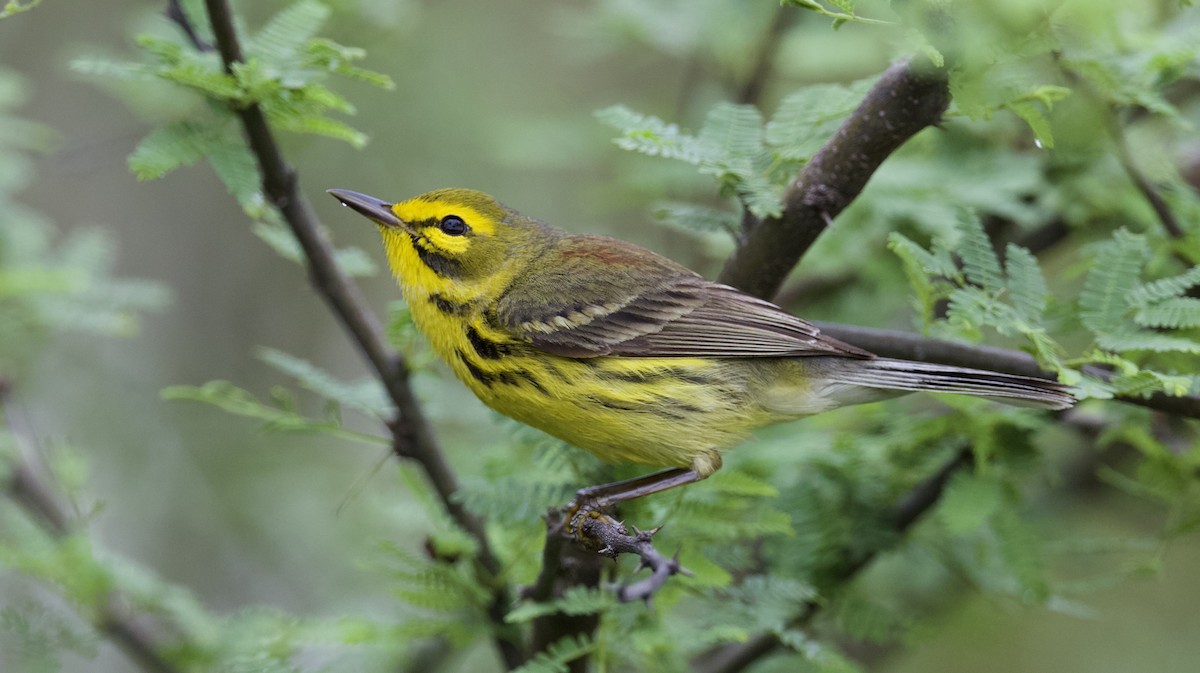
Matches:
[516,370,549,395]
[408,232,463,278]
[459,350,495,387]
[430,293,469,315]
[458,350,524,389]
[466,325,510,360]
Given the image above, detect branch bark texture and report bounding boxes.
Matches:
[719,59,950,298]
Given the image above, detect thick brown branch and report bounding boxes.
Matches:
[719,59,950,298]
[198,1,522,666]
[812,321,1200,419]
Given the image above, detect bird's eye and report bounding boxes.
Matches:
[439,215,469,236]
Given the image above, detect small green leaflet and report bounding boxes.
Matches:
[597,77,875,218]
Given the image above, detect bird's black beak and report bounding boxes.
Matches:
[326,189,403,228]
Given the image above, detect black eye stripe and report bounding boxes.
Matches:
[407,232,463,278]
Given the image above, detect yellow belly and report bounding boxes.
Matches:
[469,353,759,473]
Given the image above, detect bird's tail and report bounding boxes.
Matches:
[822,358,1075,410]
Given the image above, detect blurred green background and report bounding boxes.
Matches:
[2,1,1198,671]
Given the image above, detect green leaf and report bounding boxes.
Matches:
[993,506,1049,602]
[127,121,208,180]
[765,81,871,160]
[157,61,243,101]
[304,39,395,90]
[1004,243,1048,322]
[779,0,888,25]
[653,201,739,237]
[1003,85,1071,148]
[1135,297,1200,329]
[205,133,264,214]
[510,635,596,673]
[1128,265,1200,307]
[1079,229,1147,336]
[249,0,332,61]
[595,105,710,164]
[957,211,1005,294]
[698,102,764,160]
[1094,331,1200,355]
[887,232,957,325]
[127,118,263,213]
[938,472,1003,533]
[505,586,613,624]
[0,0,44,20]
[161,381,386,445]
[708,469,779,497]
[271,112,368,148]
[256,347,389,416]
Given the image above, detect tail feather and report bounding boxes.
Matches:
[825,358,1075,410]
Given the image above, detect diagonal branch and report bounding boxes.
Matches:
[197,0,522,666]
[718,58,950,298]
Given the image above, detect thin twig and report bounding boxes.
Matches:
[164,0,211,51]
[736,6,793,106]
[195,1,523,666]
[1055,54,1192,246]
[2,382,185,673]
[579,516,688,603]
[1110,113,1185,241]
[719,58,950,298]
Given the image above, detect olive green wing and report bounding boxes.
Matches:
[494,235,873,360]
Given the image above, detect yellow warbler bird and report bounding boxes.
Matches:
[329,188,1073,514]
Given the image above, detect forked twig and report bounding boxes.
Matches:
[578,515,689,603]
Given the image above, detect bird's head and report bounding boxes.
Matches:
[328,187,557,295]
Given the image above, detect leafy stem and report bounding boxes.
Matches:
[196,0,524,666]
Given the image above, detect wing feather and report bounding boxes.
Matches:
[495,239,871,360]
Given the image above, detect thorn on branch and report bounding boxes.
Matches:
[574,513,689,603]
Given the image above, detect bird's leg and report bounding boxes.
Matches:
[563,467,701,540]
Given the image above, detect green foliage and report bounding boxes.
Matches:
[652,201,741,238]
[780,0,888,28]
[162,369,388,446]
[0,0,41,20]
[510,634,596,673]
[891,213,1200,399]
[506,586,615,624]
[9,1,1198,672]
[597,77,874,219]
[0,601,98,673]
[1080,231,1200,356]
[73,0,392,218]
[889,212,1062,367]
[0,70,168,377]
[160,341,396,449]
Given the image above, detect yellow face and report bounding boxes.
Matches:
[329,187,555,300]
